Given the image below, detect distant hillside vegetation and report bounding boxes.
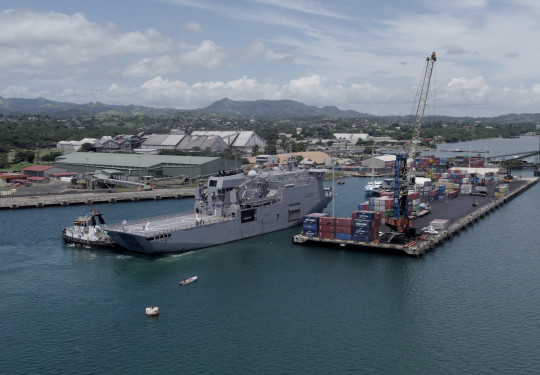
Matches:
[0,96,178,117]
[2,96,540,123]
[198,98,371,118]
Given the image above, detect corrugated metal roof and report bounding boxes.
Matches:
[22,165,55,172]
[54,152,220,168]
[141,134,184,147]
[190,130,265,147]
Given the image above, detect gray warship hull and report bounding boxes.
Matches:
[106,168,332,254]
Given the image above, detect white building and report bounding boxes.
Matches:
[191,131,266,155]
[333,133,369,143]
[56,138,98,152]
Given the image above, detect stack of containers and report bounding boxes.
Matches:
[352,210,381,242]
[358,201,370,211]
[494,184,509,197]
[437,184,446,199]
[373,196,393,217]
[408,191,421,213]
[460,183,473,194]
[335,217,353,240]
[302,213,328,237]
[318,216,336,239]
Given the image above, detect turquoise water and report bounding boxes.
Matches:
[1,142,539,374]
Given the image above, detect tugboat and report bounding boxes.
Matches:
[61,209,117,249]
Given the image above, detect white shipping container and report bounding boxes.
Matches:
[430,219,450,230]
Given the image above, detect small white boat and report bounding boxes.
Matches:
[179,276,198,286]
[364,179,383,195]
[145,306,159,316]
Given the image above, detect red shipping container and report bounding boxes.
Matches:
[319,231,335,239]
[319,217,336,225]
[335,225,352,234]
[336,217,352,226]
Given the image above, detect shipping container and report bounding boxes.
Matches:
[318,231,335,239]
[335,232,353,240]
[430,219,450,230]
[302,229,318,237]
[302,222,318,231]
[335,225,353,234]
[303,213,328,224]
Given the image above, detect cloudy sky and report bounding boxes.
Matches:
[1,0,539,116]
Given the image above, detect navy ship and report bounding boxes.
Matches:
[106,167,332,254]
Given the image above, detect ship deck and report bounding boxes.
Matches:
[107,211,234,238]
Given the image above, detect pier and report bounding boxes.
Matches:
[293,176,538,257]
[0,188,195,210]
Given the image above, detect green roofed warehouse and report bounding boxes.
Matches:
[54,152,241,179]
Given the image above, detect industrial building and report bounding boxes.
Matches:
[54,152,241,179]
[360,155,396,169]
[191,131,266,155]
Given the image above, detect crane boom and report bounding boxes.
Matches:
[408,51,437,162]
[388,52,436,234]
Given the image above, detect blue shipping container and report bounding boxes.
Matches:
[302,230,318,237]
[302,222,318,231]
[335,232,353,240]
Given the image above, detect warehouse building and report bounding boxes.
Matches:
[360,155,396,169]
[191,131,265,155]
[176,135,228,153]
[54,152,241,179]
[140,134,185,150]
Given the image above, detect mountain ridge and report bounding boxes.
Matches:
[1,96,540,123]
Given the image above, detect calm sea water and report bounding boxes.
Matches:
[436,135,540,163]
[1,138,539,374]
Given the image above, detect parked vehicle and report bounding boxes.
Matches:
[421,226,439,235]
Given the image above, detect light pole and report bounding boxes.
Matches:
[138,155,141,181]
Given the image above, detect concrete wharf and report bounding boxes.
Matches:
[0,188,195,210]
[293,177,538,257]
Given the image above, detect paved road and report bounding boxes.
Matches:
[412,177,529,230]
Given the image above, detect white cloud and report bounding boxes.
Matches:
[0,9,173,68]
[123,55,179,77]
[179,40,229,69]
[443,76,492,102]
[250,0,351,20]
[181,21,203,33]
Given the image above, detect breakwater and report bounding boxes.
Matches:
[0,188,195,210]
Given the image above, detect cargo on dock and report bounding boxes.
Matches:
[293,177,538,256]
